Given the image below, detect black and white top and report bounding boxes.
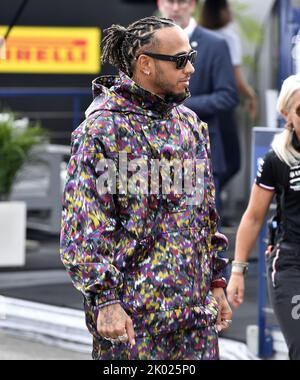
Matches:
[256,132,300,244]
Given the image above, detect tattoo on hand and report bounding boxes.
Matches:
[103,309,113,326]
[215,294,225,304]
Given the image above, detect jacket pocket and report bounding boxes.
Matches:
[122,231,196,314]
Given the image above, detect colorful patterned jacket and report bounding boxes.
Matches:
[60,72,228,339]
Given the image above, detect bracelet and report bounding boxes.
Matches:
[211,278,227,289]
[232,261,249,275]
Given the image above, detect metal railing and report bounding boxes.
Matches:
[0,87,91,130]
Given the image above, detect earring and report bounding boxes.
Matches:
[285,122,294,131]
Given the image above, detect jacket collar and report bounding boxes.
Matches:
[114,71,190,117]
[184,18,197,39]
[90,71,190,119]
[190,26,205,42]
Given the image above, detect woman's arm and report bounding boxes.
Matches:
[234,66,257,120]
[235,184,274,262]
[227,184,274,307]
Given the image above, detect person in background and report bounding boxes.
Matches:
[201,0,257,191]
[227,75,300,360]
[157,0,239,213]
[60,16,232,360]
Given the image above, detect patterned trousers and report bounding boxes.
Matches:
[92,326,219,360]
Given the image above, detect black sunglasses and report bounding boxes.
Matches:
[140,50,197,70]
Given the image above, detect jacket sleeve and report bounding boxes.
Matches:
[199,121,229,286]
[185,39,238,118]
[60,135,124,309]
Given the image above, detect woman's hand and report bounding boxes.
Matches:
[247,92,257,121]
[227,273,245,308]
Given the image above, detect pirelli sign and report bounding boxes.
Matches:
[0,26,101,74]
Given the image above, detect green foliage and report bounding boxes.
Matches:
[196,0,263,46]
[196,0,264,73]
[231,2,263,46]
[0,113,45,200]
[243,54,256,70]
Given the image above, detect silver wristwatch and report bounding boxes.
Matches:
[231,261,249,275]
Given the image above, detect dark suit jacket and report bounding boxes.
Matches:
[185,26,238,176]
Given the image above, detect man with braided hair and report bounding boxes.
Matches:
[60,16,232,360]
[158,0,239,213]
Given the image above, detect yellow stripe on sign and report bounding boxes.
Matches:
[0,26,101,74]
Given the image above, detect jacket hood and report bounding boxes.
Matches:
[85,71,190,119]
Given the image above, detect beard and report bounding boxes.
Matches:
[154,63,188,103]
[164,91,187,103]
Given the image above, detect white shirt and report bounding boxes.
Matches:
[184,18,197,39]
[210,25,242,66]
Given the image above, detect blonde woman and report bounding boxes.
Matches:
[227,75,300,360]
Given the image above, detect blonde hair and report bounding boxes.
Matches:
[272,75,300,167]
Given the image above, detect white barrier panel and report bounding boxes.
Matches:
[0,202,26,267]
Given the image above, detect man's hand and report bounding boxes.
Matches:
[212,288,233,332]
[97,303,136,346]
[227,272,245,308]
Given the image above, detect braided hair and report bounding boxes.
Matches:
[101,16,176,77]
